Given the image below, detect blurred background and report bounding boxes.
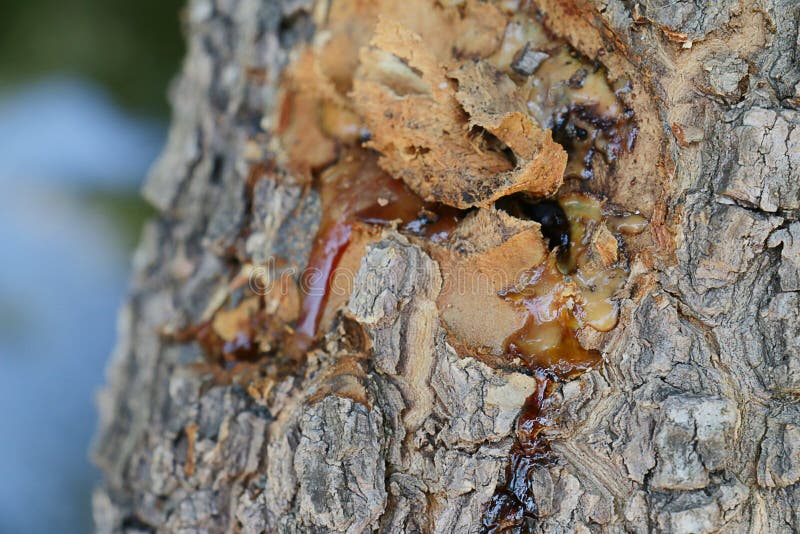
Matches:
[0,0,184,531]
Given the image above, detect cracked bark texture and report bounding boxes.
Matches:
[93,0,800,532]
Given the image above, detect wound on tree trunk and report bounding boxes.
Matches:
[93,0,800,532]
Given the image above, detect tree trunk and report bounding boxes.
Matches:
[92,0,800,532]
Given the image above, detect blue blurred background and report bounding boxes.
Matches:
[0,1,184,531]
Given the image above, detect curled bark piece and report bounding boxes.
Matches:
[453,60,567,198]
[352,19,566,208]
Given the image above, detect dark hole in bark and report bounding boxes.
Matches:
[496,194,570,257]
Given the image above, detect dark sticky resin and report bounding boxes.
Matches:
[482,371,554,533]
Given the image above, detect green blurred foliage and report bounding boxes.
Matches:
[0,0,185,117]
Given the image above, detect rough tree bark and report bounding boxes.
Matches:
[93,0,799,532]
